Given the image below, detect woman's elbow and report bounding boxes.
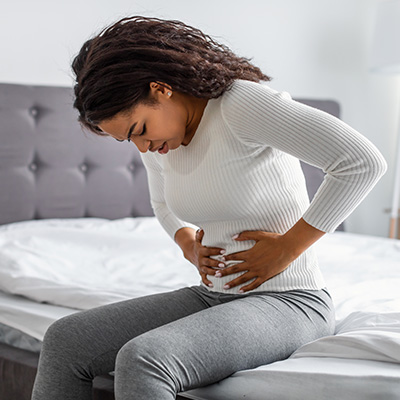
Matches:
[369,148,387,182]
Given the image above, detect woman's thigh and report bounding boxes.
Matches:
[46,286,214,374]
[32,286,212,400]
[115,289,335,397]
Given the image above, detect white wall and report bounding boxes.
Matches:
[1,0,398,237]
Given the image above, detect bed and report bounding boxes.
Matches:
[0,83,399,400]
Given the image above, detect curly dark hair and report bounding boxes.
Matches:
[72,16,271,134]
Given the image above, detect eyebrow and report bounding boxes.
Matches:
[115,122,137,142]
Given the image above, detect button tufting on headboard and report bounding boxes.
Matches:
[79,164,88,173]
[28,163,37,172]
[0,83,154,225]
[29,106,39,118]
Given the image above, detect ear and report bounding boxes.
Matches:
[149,81,172,98]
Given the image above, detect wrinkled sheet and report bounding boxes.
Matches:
[0,217,200,310]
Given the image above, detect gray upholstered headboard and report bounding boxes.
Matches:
[0,83,343,230]
[0,83,152,225]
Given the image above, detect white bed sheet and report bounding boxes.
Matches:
[182,358,400,400]
[0,290,77,341]
[0,217,399,399]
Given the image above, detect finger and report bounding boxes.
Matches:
[214,262,248,277]
[200,273,213,288]
[195,228,204,243]
[238,279,264,293]
[199,266,219,276]
[223,273,255,290]
[199,255,226,269]
[232,231,262,242]
[222,251,247,262]
[203,247,226,256]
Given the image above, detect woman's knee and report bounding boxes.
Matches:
[115,334,182,398]
[42,312,100,367]
[43,314,81,352]
[41,313,108,381]
[116,334,162,371]
[115,334,180,388]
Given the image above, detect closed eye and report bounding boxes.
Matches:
[138,124,146,137]
[127,124,146,142]
[115,124,145,143]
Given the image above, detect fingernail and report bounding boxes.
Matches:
[220,249,226,255]
[208,283,214,288]
[223,284,230,290]
[218,263,225,268]
[239,289,244,293]
[232,234,239,240]
[215,271,222,278]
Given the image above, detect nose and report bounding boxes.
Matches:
[134,139,151,153]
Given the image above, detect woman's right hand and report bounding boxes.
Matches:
[191,229,226,287]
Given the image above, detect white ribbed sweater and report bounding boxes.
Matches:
[141,79,387,294]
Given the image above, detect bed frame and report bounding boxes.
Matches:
[0,82,341,399]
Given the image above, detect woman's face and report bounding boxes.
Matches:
[98,82,208,154]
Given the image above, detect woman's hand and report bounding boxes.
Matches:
[216,219,325,293]
[215,230,297,293]
[191,229,226,288]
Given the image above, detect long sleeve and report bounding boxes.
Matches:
[221,80,387,233]
[140,152,198,240]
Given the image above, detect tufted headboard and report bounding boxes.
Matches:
[0,83,152,225]
[0,83,343,230]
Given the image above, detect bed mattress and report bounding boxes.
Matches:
[183,357,400,400]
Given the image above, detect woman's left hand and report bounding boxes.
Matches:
[215,230,297,293]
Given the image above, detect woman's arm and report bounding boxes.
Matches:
[215,80,387,291]
[174,227,196,262]
[141,153,225,286]
[222,80,387,234]
[280,218,326,260]
[140,153,198,238]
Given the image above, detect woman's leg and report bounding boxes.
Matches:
[31,286,213,400]
[114,289,335,399]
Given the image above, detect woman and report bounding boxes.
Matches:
[32,16,386,399]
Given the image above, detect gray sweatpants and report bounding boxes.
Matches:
[31,285,335,399]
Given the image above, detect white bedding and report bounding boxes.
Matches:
[0,217,398,318]
[0,217,200,310]
[0,217,399,398]
[183,358,400,400]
